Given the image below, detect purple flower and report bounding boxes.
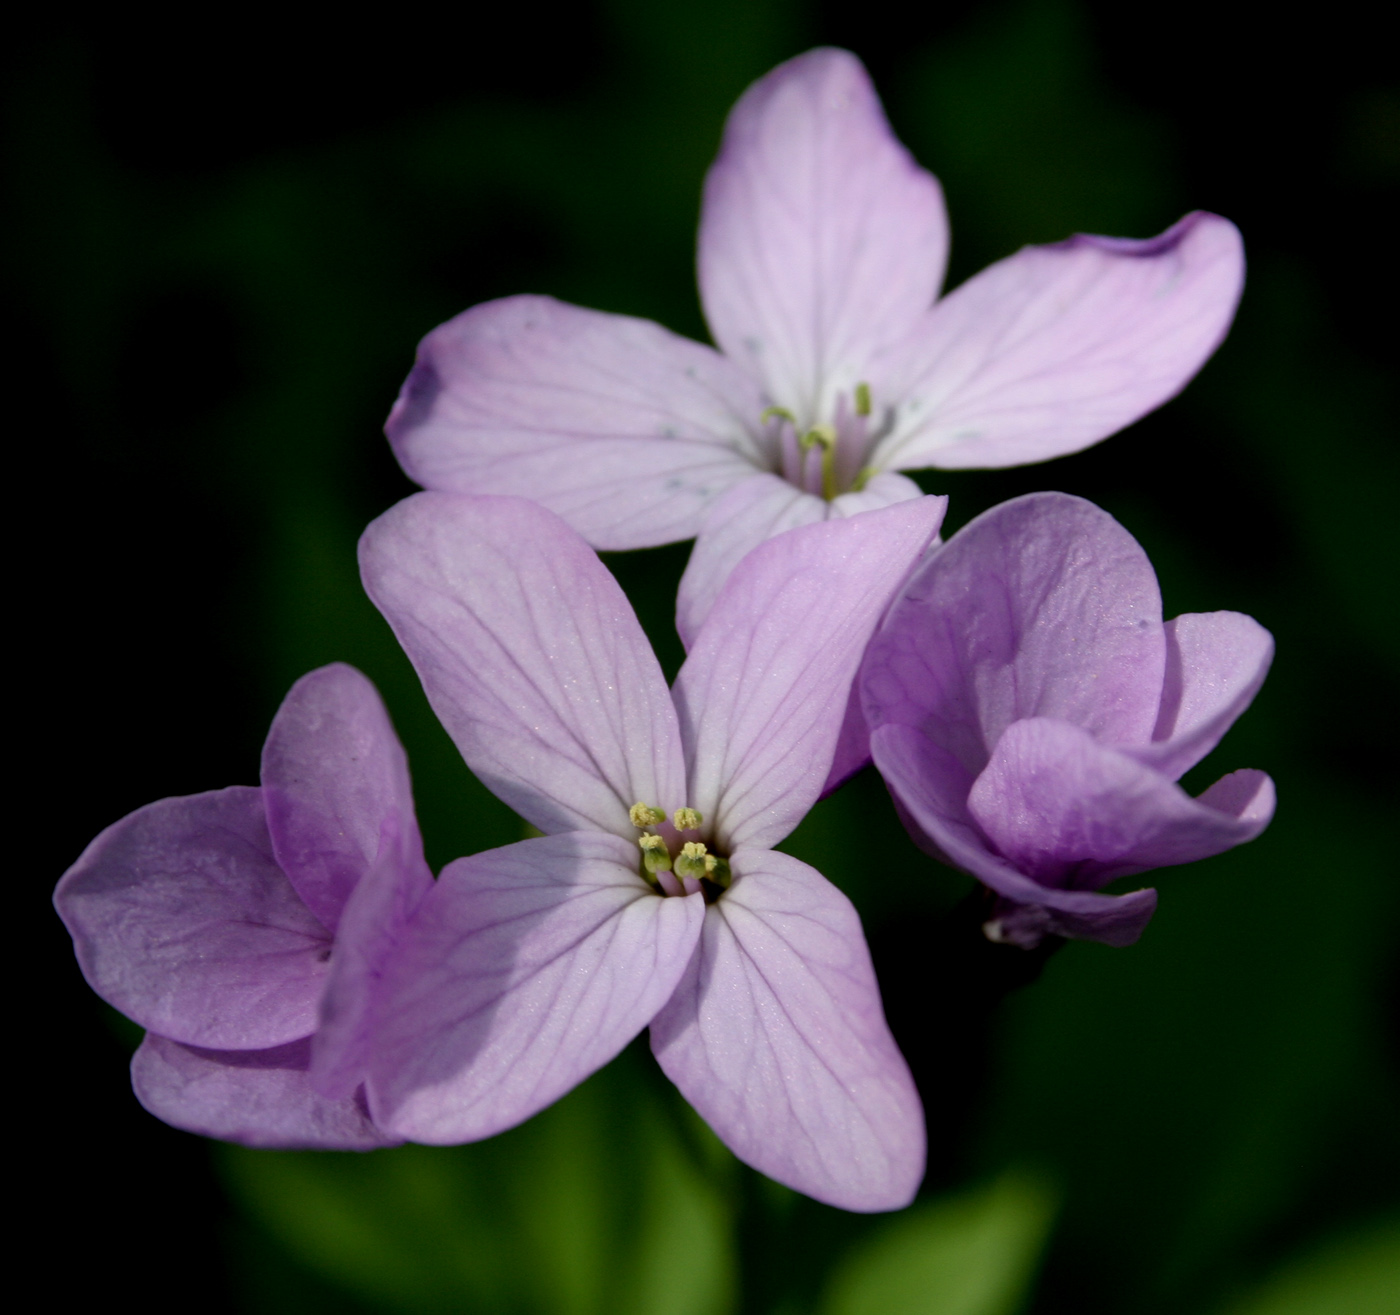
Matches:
[354,491,946,1211]
[53,664,432,1149]
[861,492,1275,948]
[385,47,1243,646]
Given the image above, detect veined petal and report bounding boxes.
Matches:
[870,213,1244,472]
[132,1034,396,1150]
[861,493,1165,780]
[260,663,419,932]
[364,833,704,1144]
[360,493,686,838]
[969,718,1276,882]
[386,296,765,550]
[870,724,1159,947]
[54,787,331,1049]
[699,48,949,426]
[676,473,826,650]
[676,498,946,852]
[1133,611,1275,780]
[650,849,924,1212]
[311,810,435,1100]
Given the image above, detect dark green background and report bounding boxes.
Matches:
[12,2,1396,1311]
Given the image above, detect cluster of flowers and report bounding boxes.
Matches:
[55,51,1274,1213]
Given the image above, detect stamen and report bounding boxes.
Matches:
[672,807,702,831]
[760,405,798,427]
[629,802,667,829]
[855,382,871,417]
[674,841,714,881]
[800,425,838,501]
[850,465,875,493]
[639,833,672,874]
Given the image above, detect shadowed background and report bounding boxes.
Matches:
[9,2,1396,1312]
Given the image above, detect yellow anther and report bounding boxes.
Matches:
[639,833,672,873]
[672,807,703,831]
[855,382,872,417]
[674,841,712,880]
[760,405,797,427]
[630,802,667,829]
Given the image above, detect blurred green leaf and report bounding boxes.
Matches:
[820,1174,1057,1315]
[1215,1219,1400,1315]
[218,1049,737,1315]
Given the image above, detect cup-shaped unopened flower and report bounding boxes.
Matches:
[356,491,945,1211]
[54,664,433,1148]
[861,493,1276,948]
[386,47,1243,648]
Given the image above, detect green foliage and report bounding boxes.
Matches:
[821,1174,1057,1315]
[218,1047,737,1315]
[1216,1220,1400,1315]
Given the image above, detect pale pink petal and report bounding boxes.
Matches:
[311,811,435,1099]
[359,493,686,837]
[363,832,704,1144]
[676,473,826,650]
[699,48,949,426]
[386,296,766,550]
[870,213,1244,472]
[260,662,419,932]
[675,498,946,852]
[861,492,1165,781]
[870,724,1159,947]
[132,1034,396,1150]
[1133,611,1275,780]
[54,787,331,1049]
[650,849,923,1212]
[969,718,1276,883]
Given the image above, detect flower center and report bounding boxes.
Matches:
[759,381,888,500]
[630,802,731,901]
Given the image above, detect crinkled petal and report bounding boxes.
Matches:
[311,810,435,1099]
[870,724,1159,947]
[650,849,923,1212]
[969,718,1276,885]
[386,295,766,550]
[870,213,1244,472]
[1133,611,1275,780]
[676,498,946,852]
[861,492,1165,780]
[260,662,420,932]
[132,1034,396,1149]
[677,474,826,650]
[360,493,686,837]
[699,48,949,426]
[54,787,331,1049]
[364,832,704,1144]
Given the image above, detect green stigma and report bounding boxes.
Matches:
[800,425,839,501]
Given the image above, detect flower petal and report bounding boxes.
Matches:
[650,849,924,1212]
[54,787,331,1049]
[870,212,1244,472]
[1133,611,1275,780]
[360,493,686,837]
[260,663,420,932]
[385,295,765,550]
[699,48,949,426]
[861,492,1165,780]
[676,497,946,852]
[131,1034,396,1149]
[969,718,1276,885]
[870,724,1158,947]
[364,832,704,1144]
[310,809,435,1100]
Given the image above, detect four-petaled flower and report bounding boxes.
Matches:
[54,664,432,1148]
[386,47,1244,647]
[861,492,1276,948]
[353,490,945,1210]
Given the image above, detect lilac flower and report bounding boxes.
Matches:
[54,664,432,1148]
[861,492,1275,948]
[386,47,1243,647]
[354,491,945,1211]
